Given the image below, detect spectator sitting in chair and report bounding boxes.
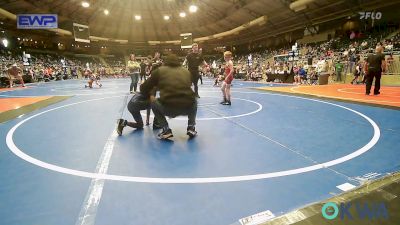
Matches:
[294,65,306,85]
[309,68,318,85]
[266,66,272,75]
[7,63,25,88]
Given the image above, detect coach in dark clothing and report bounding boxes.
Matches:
[140,54,198,139]
[184,43,207,98]
[364,46,386,95]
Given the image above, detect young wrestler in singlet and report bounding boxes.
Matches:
[220,51,234,105]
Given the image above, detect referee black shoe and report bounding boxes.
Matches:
[187,126,197,138]
[158,129,173,139]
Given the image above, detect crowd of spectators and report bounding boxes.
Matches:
[0,47,131,87]
[1,27,400,88]
[216,29,400,85]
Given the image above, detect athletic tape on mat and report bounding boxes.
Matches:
[75,130,118,225]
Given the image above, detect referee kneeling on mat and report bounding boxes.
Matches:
[140,53,198,139]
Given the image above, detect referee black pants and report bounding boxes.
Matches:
[190,70,200,96]
[365,70,381,95]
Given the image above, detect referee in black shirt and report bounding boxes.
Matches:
[150,52,163,73]
[184,43,208,98]
[364,46,386,95]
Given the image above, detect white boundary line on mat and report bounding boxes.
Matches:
[5,91,380,183]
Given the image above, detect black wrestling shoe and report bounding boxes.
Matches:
[117,119,126,136]
[158,129,173,139]
[222,101,231,105]
[374,92,380,95]
[186,126,197,138]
